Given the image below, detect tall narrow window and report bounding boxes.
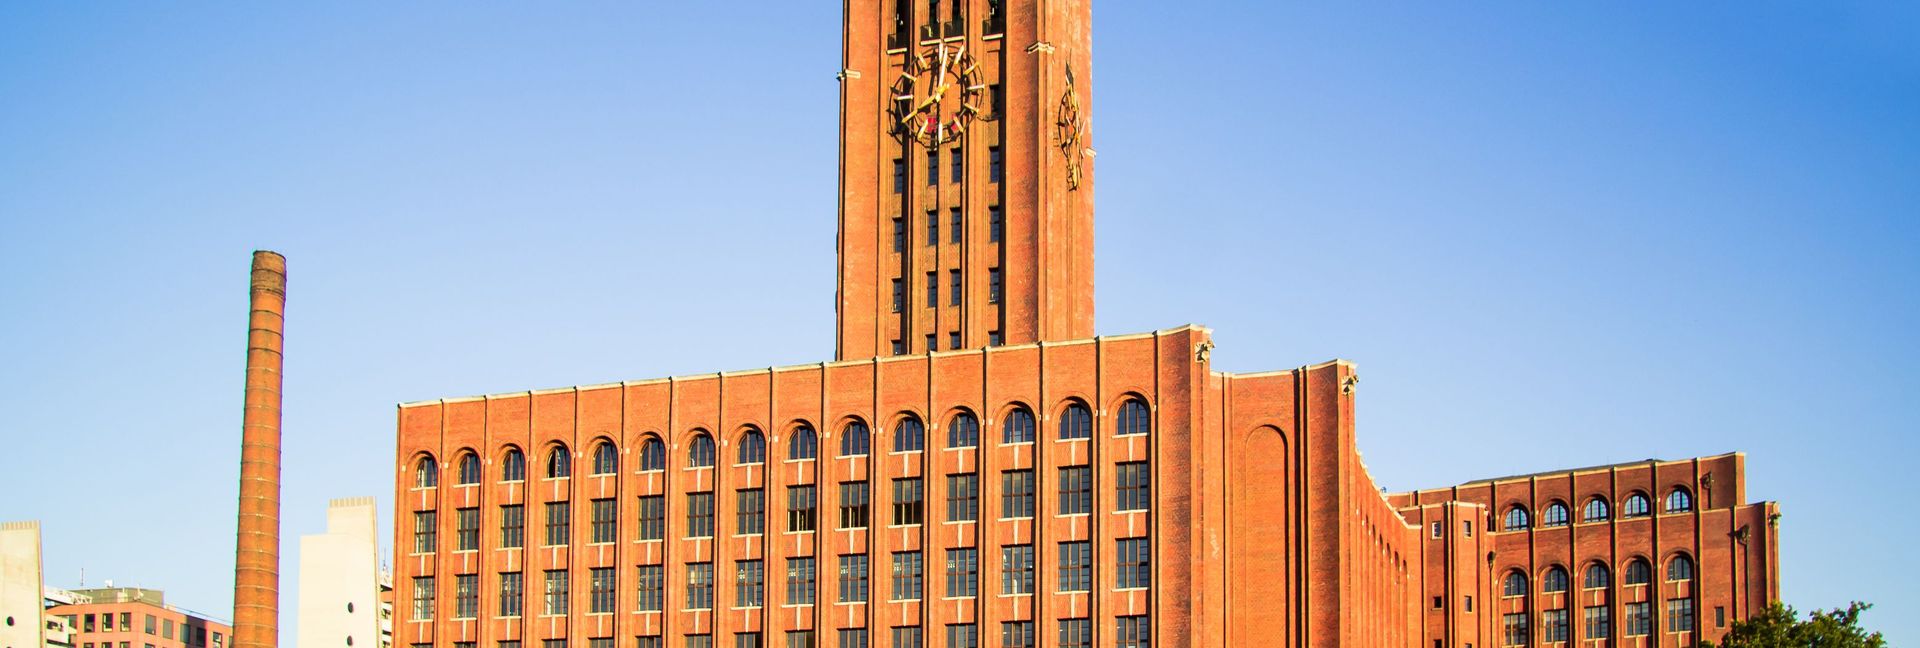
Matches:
[498,572,524,617]
[544,502,569,546]
[1000,545,1034,595]
[500,504,524,548]
[947,473,978,522]
[925,272,937,307]
[592,442,617,475]
[413,511,436,554]
[688,492,715,538]
[455,574,478,619]
[950,209,963,244]
[988,206,1003,242]
[1116,399,1150,436]
[1002,407,1034,444]
[892,478,924,525]
[988,147,1003,183]
[789,426,817,460]
[737,488,765,535]
[837,554,869,602]
[948,270,963,306]
[542,570,569,616]
[501,448,526,482]
[590,568,616,614]
[839,481,870,529]
[1116,461,1151,511]
[891,278,904,312]
[950,147,964,182]
[1000,470,1034,519]
[590,498,616,544]
[458,454,482,485]
[893,218,907,253]
[735,560,764,608]
[1116,538,1150,589]
[411,577,434,620]
[892,159,905,193]
[636,565,664,612]
[637,495,665,541]
[788,485,817,532]
[927,150,939,186]
[688,434,716,468]
[1058,541,1091,592]
[738,429,766,465]
[456,507,480,551]
[1058,403,1091,440]
[415,456,438,488]
[841,421,870,456]
[640,437,666,471]
[948,412,979,448]
[1058,466,1091,515]
[686,563,714,610]
[945,548,978,598]
[987,267,1002,303]
[786,557,816,605]
[895,417,925,452]
[891,551,924,601]
[1116,617,1150,648]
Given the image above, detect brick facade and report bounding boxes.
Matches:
[389,2,1780,647]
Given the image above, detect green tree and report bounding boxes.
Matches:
[1699,602,1885,648]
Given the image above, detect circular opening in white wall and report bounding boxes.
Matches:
[346,603,354,614]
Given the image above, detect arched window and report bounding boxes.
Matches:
[592,442,618,475]
[1542,566,1569,593]
[500,448,526,482]
[947,412,979,448]
[1622,492,1651,518]
[1541,501,1570,527]
[1116,398,1150,437]
[1002,407,1035,444]
[1623,559,1652,585]
[840,421,870,457]
[1503,506,1531,531]
[1584,563,1610,589]
[1582,497,1610,522]
[1667,555,1695,582]
[790,425,818,460]
[639,437,667,472]
[1503,571,1528,597]
[1665,487,1693,513]
[546,445,571,479]
[894,416,924,453]
[1058,402,1091,440]
[414,455,438,488]
[457,453,481,485]
[688,433,716,468]
[737,429,766,465]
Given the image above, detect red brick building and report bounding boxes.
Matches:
[389,2,1780,647]
[46,589,232,648]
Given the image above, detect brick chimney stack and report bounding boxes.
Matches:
[233,250,285,648]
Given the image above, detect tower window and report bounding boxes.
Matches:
[951,147,964,182]
[989,331,1002,346]
[892,278,904,312]
[927,150,939,186]
[989,206,1003,241]
[893,218,907,253]
[988,268,1002,303]
[949,270,962,305]
[926,333,935,351]
[926,271,937,305]
[989,146,1003,182]
[892,339,906,355]
[949,331,962,349]
[950,208,963,244]
[893,158,905,194]
[927,213,939,245]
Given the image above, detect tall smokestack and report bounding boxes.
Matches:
[233,250,286,648]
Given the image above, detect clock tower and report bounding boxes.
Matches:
[835,0,1095,360]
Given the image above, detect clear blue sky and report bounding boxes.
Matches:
[2,1,1915,643]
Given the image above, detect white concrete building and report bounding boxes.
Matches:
[1,522,45,648]
[296,499,381,648]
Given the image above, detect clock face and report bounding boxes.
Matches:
[1056,66,1085,191]
[891,43,986,147]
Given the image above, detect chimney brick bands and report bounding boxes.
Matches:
[234,250,285,648]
